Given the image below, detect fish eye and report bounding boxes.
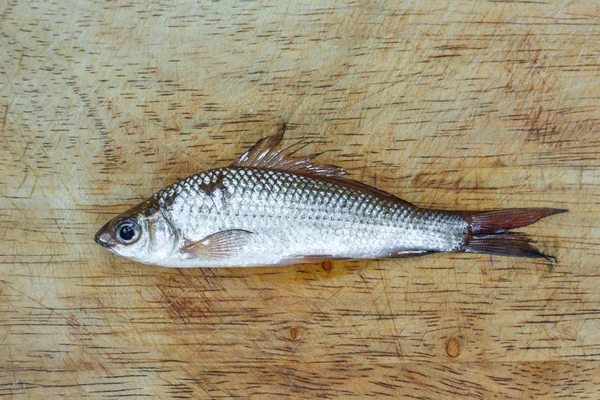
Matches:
[115,219,140,244]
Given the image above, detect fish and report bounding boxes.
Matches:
[94,127,567,268]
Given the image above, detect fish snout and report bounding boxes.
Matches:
[94,221,115,248]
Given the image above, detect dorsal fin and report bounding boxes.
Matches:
[230,126,416,207]
[231,127,345,178]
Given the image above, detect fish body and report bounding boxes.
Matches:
[95,128,565,268]
[150,167,466,267]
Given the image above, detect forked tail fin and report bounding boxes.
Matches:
[460,208,567,261]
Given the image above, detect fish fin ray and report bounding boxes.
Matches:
[231,126,416,207]
[280,250,436,265]
[460,208,567,234]
[231,125,346,178]
[325,178,416,207]
[389,249,438,258]
[180,229,254,260]
[464,232,557,261]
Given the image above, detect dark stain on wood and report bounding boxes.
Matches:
[290,327,299,341]
[445,337,461,358]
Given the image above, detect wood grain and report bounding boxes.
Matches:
[1,0,599,398]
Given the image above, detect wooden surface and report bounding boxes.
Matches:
[1,0,599,398]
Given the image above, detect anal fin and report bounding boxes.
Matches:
[281,250,437,265]
[389,250,438,259]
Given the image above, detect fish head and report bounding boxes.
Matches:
[94,198,179,265]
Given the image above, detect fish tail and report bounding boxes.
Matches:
[460,208,567,261]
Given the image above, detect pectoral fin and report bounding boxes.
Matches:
[180,229,254,260]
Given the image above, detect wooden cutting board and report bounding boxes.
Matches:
[1,0,598,398]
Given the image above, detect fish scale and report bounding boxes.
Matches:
[95,130,564,267]
[151,167,468,267]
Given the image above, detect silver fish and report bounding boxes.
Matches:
[95,128,566,268]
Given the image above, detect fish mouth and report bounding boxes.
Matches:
[94,221,115,248]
